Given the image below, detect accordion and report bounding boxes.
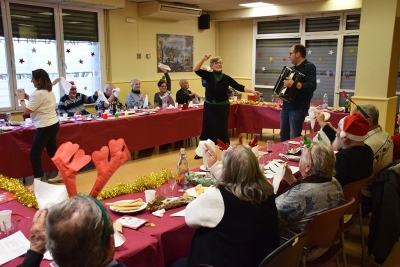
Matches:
[273,66,305,103]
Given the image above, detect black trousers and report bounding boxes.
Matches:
[30,122,60,178]
[200,102,230,144]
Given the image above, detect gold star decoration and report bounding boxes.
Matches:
[47,60,52,66]
[349,49,354,53]
[83,86,88,90]
[318,57,323,61]
[269,57,273,62]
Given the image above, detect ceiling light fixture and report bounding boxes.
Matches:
[239,2,273,8]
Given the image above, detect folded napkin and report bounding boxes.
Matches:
[264,161,285,194]
[167,104,176,109]
[188,101,194,108]
[113,87,121,98]
[308,107,318,129]
[152,208,166,217]
[97,90,109,105]
[170,209,185,217]
[195,139,216,168]
[114,231,126,247]
[59,77,72,95]
[34,180,68,210]
[158,63,171,71]
[143,95,148,108]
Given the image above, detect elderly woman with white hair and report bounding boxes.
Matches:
[183,143,280,267]
[125,78,153,109]
[193,54,261,148]
[276,141,345,233]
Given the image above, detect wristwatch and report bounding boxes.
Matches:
[20,100,25,104]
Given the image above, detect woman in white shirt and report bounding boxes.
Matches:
[17,69,59,182]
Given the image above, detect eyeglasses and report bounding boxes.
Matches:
[160,85,167,88]
[289,51,297,56]
[214,61,223,65]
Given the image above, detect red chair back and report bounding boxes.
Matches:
[303,198,355,248]
[342,176,372,215]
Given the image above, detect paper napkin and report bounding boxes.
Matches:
[195,139,216,168]
[97,90,109,105]
[59,77,72,95]
[34,180,68,210]
[188,101,194,108]
[143,95,148,108]
[152,209,166,217]
[113,87,121,98]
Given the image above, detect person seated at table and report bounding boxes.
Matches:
[352,104,393,213]
[392,113,400,161]
[18,195,126,267]
[315,112,374,187]
[57,81,98,116]
[125,78,153,109]
[276,141,344,261]
[184,143,280,267]
[154,70,175,108]
[95,83,123,112]
[176,79,199,104]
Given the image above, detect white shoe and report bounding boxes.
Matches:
[48,175,64,184]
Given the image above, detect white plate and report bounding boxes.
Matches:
[82,117,93,121]
[199,165,209,172]
[186,187,209,197]
[287,141,300,145]
[0,126,14,131]
[304,111,330,123]
[109,200,147,213]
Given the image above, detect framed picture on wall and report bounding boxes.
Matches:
[157,34,193,72]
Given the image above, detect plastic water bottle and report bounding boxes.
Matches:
[177,148,189,191]
[322,94,328,109]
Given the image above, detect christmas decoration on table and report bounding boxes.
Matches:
[66,49,71,53]
[79,59,83,64]
[19,58,25,64]
[336,90,369,119]
[47,60,52,66]
[0,175,38,208]
[217,139,230,151]
[229,99,277,107]
[269,57,273,62]
[31,48,36,53]
[91,52,95,56]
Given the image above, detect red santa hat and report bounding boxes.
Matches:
[338,113,369,142]
[69,81,75,86]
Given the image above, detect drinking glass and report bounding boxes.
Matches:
[168,177,177,197]
[271,94,276,103]
[258,155,266,172]
[266,140,274,162]
[5,112,11,125]
[0,119,4,127]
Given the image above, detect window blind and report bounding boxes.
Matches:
[63,9,98,42]
[346,14,361,30]
[257,19,300,34]
[305,16,340,32]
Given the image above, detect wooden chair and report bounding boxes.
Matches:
[341,176,373,266]
[301,197,355,267]
[258,231,307,267]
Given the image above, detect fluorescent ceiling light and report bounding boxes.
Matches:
[39,12,53,16]
[67,22,82,24]
[11,15,31,19]
[239,2,273,8]
[18,24,35,27]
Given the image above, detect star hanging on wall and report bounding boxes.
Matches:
[91,52,95,57]
[79,59,83,64]
[47,60,52,66]
[317,79,321,84]
[264,81,268,85]
[83,86,88,90]
[345,73,350,79]
[349,49,354,53]
[328,50,334,55]
[261,66,266,71]
[318,57,323,61]
[329,72,334,77]
[19,58,25,64]
[31,47,36,53]
[66,49,71,53]
[308,50,312,55]
[257,52,262,57]
[269,57,273,62]
[282,57,287,62]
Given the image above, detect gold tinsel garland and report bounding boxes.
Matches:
[0,169,174,208]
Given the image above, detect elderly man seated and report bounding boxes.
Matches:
[353,104,393,212]
[316,112,374,187]
[392,113,400,161]
[18,196,126,267]
[176,79,199,104]
[58,81,98,116]
[276,141,344,261]
[126,78,153,109]
[96,83,123,112]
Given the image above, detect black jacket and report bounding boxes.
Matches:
[368,160,400,264]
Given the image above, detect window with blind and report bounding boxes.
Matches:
[0,2,102,111]
[255,13,360,108]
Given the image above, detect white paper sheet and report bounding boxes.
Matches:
[34,180,68,210]
[195,140,216,168]
[143,95,148,108]
[0,231,30,265]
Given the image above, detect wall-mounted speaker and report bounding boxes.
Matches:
[198,14,210,30]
